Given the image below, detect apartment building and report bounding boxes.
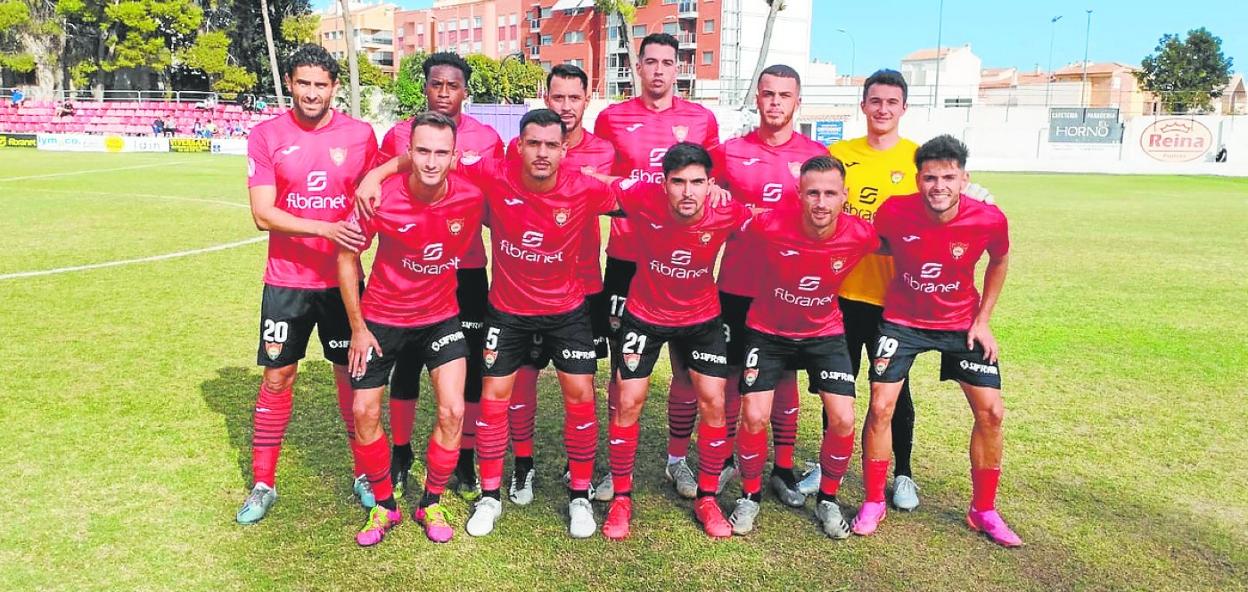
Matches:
[319,1,398,76]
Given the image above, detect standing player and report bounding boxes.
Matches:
[728,156,879,537]
[336,113,484,546]
[504,64,616,506]
[236,45,379,524]
[364,52,505,500]
[713,64,830,506]
[456,110,625,539]
[593,32,721,499]
[851,135,1020,548]
[599,143,744,540]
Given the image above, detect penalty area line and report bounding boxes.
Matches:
[0,236,265,281]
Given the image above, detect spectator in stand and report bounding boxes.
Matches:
[56,101,76,117]
[192,118,204,137]
[163,112,178,137]
[10,88,25,106]
[206,120,219,137]
[231,122,245,137]
[152,116,166,137]
[253,96,267,111]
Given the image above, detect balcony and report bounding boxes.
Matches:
[677,63,696,79]
[529,19,540,31]
[678,1,697,19]
[607,67,632,82]
[529,45,540,58]
[607,38,630,53]
[676,31,696,50]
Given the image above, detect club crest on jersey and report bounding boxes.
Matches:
[890,170,904,184]
[484,348,498,368]
[264,341,283,361]
[743,367,759,386]
[672,125,689,142]
[788,161,802,178]
[553,208,572,226]
[950,242,969,260]
[873,357,890,375]
[699,231,712,245]
[831,258,846,273]
[623,353,641,372]
[329,147,348,166]
[447,218,465,235]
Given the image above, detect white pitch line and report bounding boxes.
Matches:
[0,236,266,281]
[0,161,183,182]
[29,188,249,209]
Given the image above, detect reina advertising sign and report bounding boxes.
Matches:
[1139,118,1213,162]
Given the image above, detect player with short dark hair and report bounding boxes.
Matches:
[851,135,1020,548]
[336,112,485,546]
[357,51,505,503]
[727,155,879,537]
[594,31,722,501]
[712,63,830,507]
[236,44,379,524]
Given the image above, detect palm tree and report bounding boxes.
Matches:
[594,0,639,94]
[741,0,785,107]
[338,0,361,117]
[259,0,285,107]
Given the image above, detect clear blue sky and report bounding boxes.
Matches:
[324,0,1244,75]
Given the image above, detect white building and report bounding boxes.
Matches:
[900,44,982,107]
[696,0,813,106]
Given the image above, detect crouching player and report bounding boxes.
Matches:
[852,135,1020,547]
[730,156,879,538]
[337,113,485,546]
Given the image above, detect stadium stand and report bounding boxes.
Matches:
[0,99,284,136]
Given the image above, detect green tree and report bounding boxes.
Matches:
[0,0,36,76]
[466,53,501,103]
[1136,27,1233,113]
[339,52,390,91]
[594,0,637,93]
[392,50,429,116]
[179,30,256,94]
[57,0,204,94]
[498,55,545,104]
[280,13,319,45]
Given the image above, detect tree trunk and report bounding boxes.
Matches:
[260,0,285,106]
[619,16,638,94]
[741,0,784,107]
[339,0,361,118]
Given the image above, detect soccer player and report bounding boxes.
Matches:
[728,156,879,537]
[363,52,504,501]
[851,135,1020,548]
[336,112,485,546]
[598,143,744,540]
[504,64,616,507]
[593,32,721,500]
[712,64,830,506]
[236,44,379,524]
[456,109,627,539]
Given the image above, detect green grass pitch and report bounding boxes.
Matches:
[1,151,1245,591]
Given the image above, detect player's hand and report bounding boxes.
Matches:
[964,182,996,205]
[708,184,733,208]
[966,320,999,364]
[354,175,383,219]
[348,329,382,379]
[322,219,366,253]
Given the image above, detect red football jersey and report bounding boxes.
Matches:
[458,154,620,316]
[743,209,880,338]
[620,182,751,326]
[506,130,616,294]
[874,194,1010,331]
[248,110,378,289]
[379,113,504,269]
[352,173,485,327]
[593,97,720,262]
[713,131,829,297]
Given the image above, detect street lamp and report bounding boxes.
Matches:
[1081,9,1092,108]
[933,0,945,108]
[835,28,855,80]
[1045,15,1062,108]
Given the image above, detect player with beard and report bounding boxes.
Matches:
[236,45,379,524]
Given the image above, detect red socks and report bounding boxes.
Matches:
[389,399,416,447]
[771,375,799,469]
[666,379,697,457]
[565,401,598,491]
[864,458,891,503]
[819,430,855,497]
[353,433,393,501]
[509,366,539,457]
[333,373,363,476]
[251,384,292,487]
[608,421,640,495]
[696,421,729,493]
[461,400,480,452]
[737,427,768,495]
[424,437,460,496]
[475,398,510,491]
[724,372,742,446]
[971,467,1002,511]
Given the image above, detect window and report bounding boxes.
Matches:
[567,59,585,68]
[510,14,517,25]
[703,19,714,33]
[437,22,444,32]
[702,51,713,65]
[632,24,647,37]
[460,42,469,54]
[564,31,585,43]
[541,35,552,46]
[416,24,424,34]
[541,61,552,72]
[510,39,518,51]
[498,15,507,26]
[473,17,482,28]
[473,41,481,52]
[662,23,678,34]
[541,7,552,18]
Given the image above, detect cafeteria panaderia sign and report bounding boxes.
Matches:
[1049,108,1124,144]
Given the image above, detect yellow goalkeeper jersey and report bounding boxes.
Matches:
[828,136,919,306]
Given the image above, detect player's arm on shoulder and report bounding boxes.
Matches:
[355,154,410,218]
[964,179,996,205]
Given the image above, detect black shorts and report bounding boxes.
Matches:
[719,291,753,366]
[455,267,488,338]
[615,312,730,380]
[739,328,857,397]
[482,302,598,377]
[524,296,609,369]
[256,284,356,368]
[596,257,636,337]
[350,317,468,391]
[870,321,1002,389]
